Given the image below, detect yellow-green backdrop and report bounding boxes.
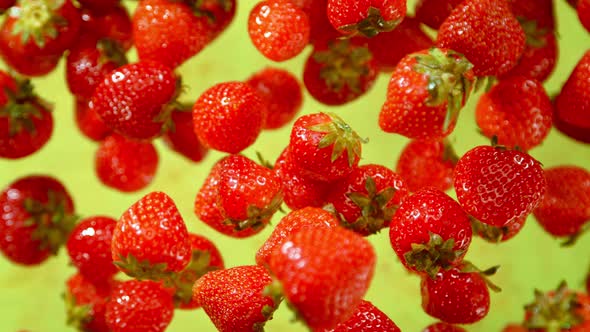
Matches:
[1,0,589,331]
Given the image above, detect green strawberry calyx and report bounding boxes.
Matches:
[96,38,129,68]
[470,217,511,243]
[64,290,93,330]
[224,191,284,231]
[524,281,584,332]
[403,231,465,279]
[517,16,550,48]
[459,261,502,292]
[10,0,66,48]
[344,176,398,235]
[0,77,52,136]
[154,76,185,134]
[257,279,284,331]
[171,249,222,307]
[339,7,401,38]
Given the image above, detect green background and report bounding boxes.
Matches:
[1,0,589,331]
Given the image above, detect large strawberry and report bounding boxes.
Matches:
[327,0,406,37]
[161,106,209,163]
[555,50,590,132]
[65,273,116,332]
[318,300,401,332]
[379,48,475,139]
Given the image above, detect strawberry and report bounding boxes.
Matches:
[65,273,116,332]
[475,76,553,151]
[454,145,546,227]
[509,0,556,30]
[255,206,339,267]
[304,39,378,105]
[436,0,526,77]
[105,280,174,332]
[0,175,76,265]
[161,107,209,163]
[0,74,54,159]
[79,4,133,51]
[326,0,406,37]
[199,0,237,42]
[66,216,118,287]
[502,324,527,332]
[367,16,433,72]
[554,108,590,144]
[326,164,408,236]
[111,191,191,279]
[317,300,401,332]
[379,48,475,140]
[302,0,338,46]
[414,0,463,30]
[580,0,590,33]
[471,215,527,243]
[289,112,364,182]
[194,265,278,331]
[0,1,14,11]
[396,139,457,192]
[95,134,159,193]
[246,67,303,130]
[555,50,590,131]
[423,322,467,332]
[91,61,179,140]
[389,188,472,277]
[533,166,590,238]
[268,226,376,330]
[193,81,266,154]
[248,0,310,61]
[74,98,112,142]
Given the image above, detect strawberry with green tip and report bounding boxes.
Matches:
[65,273,116,332]
[317,300,401,332]
[471,215,527,243]
[327,0,406,37]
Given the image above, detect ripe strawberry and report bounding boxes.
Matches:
[555,50,590,131]
[317,300,401,332]
[111,192,191,279]
[161,107,209,163]
[471,215,527,243]
[327,164,409,236]
[414,0,463,30]
[476,76,553,151]
[246,67,303,130]
[554,107,590,144]
[95,134,159,192]
[304,39,378,105]
[268,227,376,330]
[579,0,590,33]
[454,145,546,227]
[74,98,112,142]
[66,216,118,287]
[326,0,406,37]
[423,322,467,332]
[193,81,266,154]
[0,175,76,265]
[255,207,339,266]
[436,0,526,77]
[289,112,364,182]
[533,166,590,238]
[389,188,471,276]
[79,4,133,51]
[105,280,174,332]
[65,273,115,332]
[509,0,556,30]
[92,61,179,140]
[379,48,475,139]
[367,16,433,72]
[194,265,278,332]
[502,324,527,332]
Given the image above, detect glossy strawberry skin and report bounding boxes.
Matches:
[268,227,376,330]
[162,109,209,163]
[193,265,277,332]
[75,98,113,142]
[79,5,133,51]
[423,322,467,332]
[500,31,557,82]
[454,146,546,227]
[105,280,174,332]
[318,300,401,332]
[95,134,159,192]
[193,81,266,154]
[66,273,115,332]
[414,0,463,29]
[555,50,590,130]
[396,139,456,192]
[92,61,178,140]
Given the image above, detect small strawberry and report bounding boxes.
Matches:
[246,67,303,130]
[423,322,467,332]
[161,106,209,163]
[111,191,191,279]
[268,226,376,330]
[317,300,401,332]
[65,273,116,332]
[475,76,553,151]
[454,145,546,227]
[74,98,112,142]
[105,280,174,332]
[580,0,590,33]
[193,81,266,154]
[436,0,526,77]
[327,164,409,236]
[471,215,527,243]
[0,175,76,265]
[79,4,133,51]
[414,0,463,30]
[389,188,472,277]
[326,0,406,37]
[194,265,279,331]
[555,50,590,131]
[255,206,339,267]
[91,61,179,140]
[95,134,159,193]
[379,48,475,139]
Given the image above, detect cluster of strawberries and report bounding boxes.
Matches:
[0,0,590,331]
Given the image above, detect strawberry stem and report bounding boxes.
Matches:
[403,232,465,278]
[524,281,584,330]
[339,6,401,38]
[308,112,366,167]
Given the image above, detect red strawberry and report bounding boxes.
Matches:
[161,107,209,163]
[471,215,527,243]
[508,0,556,29]
[289,112,364,182]
[302,0,339,46]
[91,61,179,140]
[193,81,266,154]
[255,206,339,267]
[502,324,528,332]
[66,216,118,287]
[95,134,159,192]
[0,175,76,265]
[193,265,278,332]
[533,166,590,238]
[423,322,467,332]
[555,50,590,131]
[65,273,116,332]
[105,280,174,332]
[436,0,526,77]
[79,4,133,51]
[268,227,376,330]
[454,145,546,227]
[317,300,401,332]
[327,164,409,236]
[580,0,590,33]
[396,139,457,192]
[327,0,406,37]
[367,16,433,72]
[111,191,191,278]
[74,98,112,142]
[246,67,303,130]
[475,76,553,151]
[77,0,121,12]
[304,39,378,105]
[379,48,475,139]
[0,1,14,11]
[389,188,472,276]
[414,0,463,30]
[554,107,590,144]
